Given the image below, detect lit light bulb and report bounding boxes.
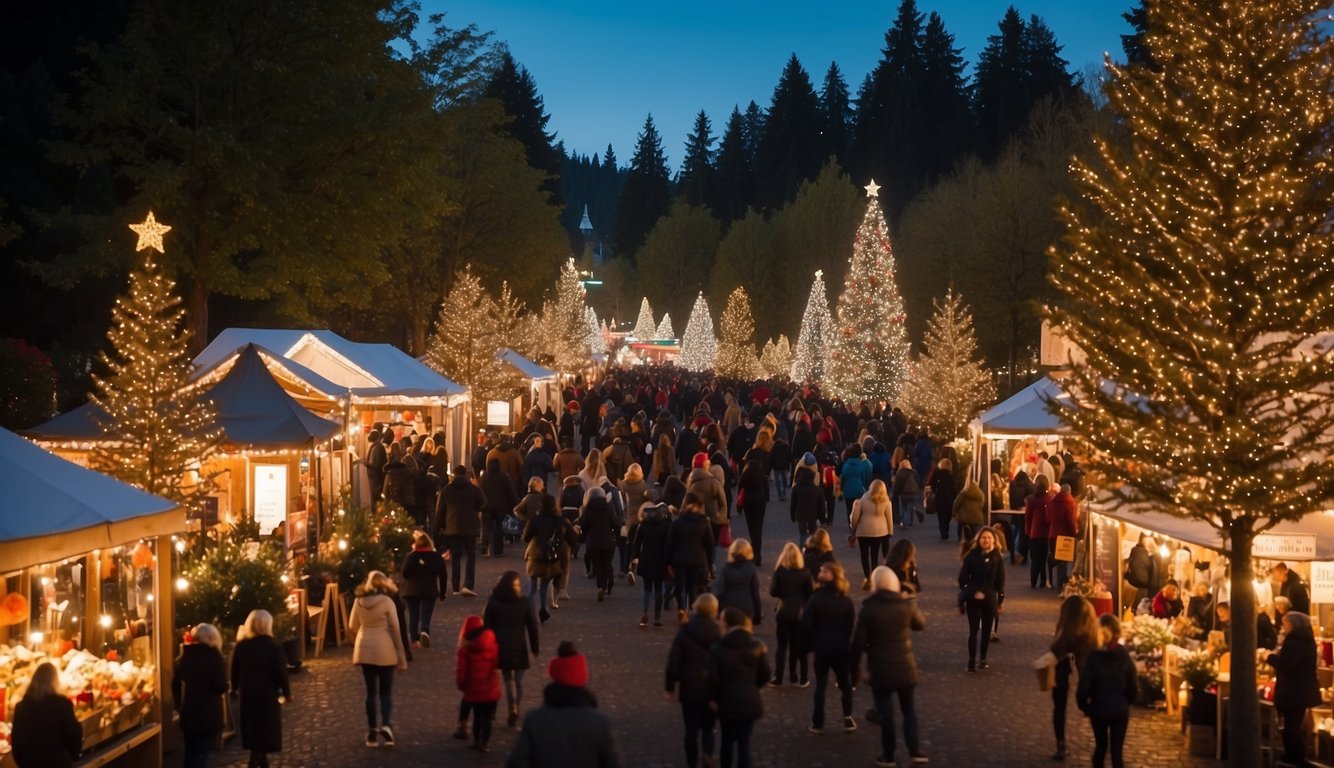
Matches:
[99,615,112,628]
[1158,544,1170,558]
[28,632,43,645]
[175,540,186,553]
[175,577,189,591]
[338,539,349,551]
[280,574,290,584]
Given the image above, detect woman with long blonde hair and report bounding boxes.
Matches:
[850,479,894,590]
[802,560,856,732]
[579,450,607,492]
[1050,596,1100,760]
[803,528,835,582]
[770,542,814,686]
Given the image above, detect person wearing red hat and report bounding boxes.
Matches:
[454,615,500,752]
[508,641,621,768]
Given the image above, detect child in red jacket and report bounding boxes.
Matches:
[454,615,501,752]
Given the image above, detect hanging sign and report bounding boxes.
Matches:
[1253,533,1317,560]
[486,400,512,427]
[1311,561,1334,605]
[252,464,288,535]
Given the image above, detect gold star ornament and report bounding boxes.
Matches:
[129,211,172,254]
[864,180,881,198]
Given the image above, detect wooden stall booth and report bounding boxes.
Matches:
[0,428,181,768]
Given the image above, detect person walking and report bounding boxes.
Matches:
[400,531,447,648]
[666,594,723,768]
[482,458,519,558]
[890,460,922,530]
[1050,596,1100,760]
[618,463,653,577]
[576,487,618,601]
[1267,611,1323,768]
[173,623,228,768]
[770,433,793,501]
[770,542,814,687]
[484,571,541,728]
[952,477,987,544]
[850,479,894,591]
[523,494,573,620]
[664,494,716,621]
[837,447,872,524]
[1025,475,1054,589]
[958,528,1005,672]
[803,528,836,582]
[790,454,824,541]
[708,607,772,768]
[887,538,922,595]
[851,567,928,767]
[230,610,291,767]
[630,500,672,627]
[1076,614,1137,768]
[715,538,763,624]
[349,571,409,747]
[507,641,621,768]
[455,615,502,752]
[737,456,770,567]
[928,458,959,541]
[802,561,857,734]
[1047,483,1080,590]
[10,662,81,768]
[432,465,487,597]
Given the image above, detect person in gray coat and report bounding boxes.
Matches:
[851,567,927,766]
[507,641,621,768]
[714,539,762,624]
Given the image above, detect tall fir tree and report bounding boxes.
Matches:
[790,269,835,384]
[972,8,1078,160]
[93,215,220,505]
[613,114,672,260]
[760,335,794,378]
[1120,1,1156,70]
[827,183,910,403]
[712,108,754,224]
[677,291,717,372]
[741,101,766,168]
[1048,2,1334,763]
[715,286,760,379]
[631,297,657,339]
[900,288,993,439]
[854,0,926,218]
[754,55,824,212]
[655,313,675,340]
[919,12,975,187]
[678,111,715,208]
[425,266,519,422]
[818,62,853,170]
[485,48,564,204]
[542,258,591,373]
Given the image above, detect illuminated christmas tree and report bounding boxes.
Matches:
[827,182,910,403]
[92,212,219,506]
[900,288,994,439]
[425,266,519,422]
[677,291,717,372]
[790,269,834,384]
[761,335,793,378]
[585,306,607,356]
[1048,2,1334,762]
[543,258,591,373]
[655,312,675,340]
[631,298,656,339]
[715,286,761,379]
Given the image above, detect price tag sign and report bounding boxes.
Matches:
[1311,561,1334,605]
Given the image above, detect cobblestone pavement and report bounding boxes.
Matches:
[208,500,1219,767]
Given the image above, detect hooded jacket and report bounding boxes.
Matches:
[789,468,824,524]
[629,503,671,581]
[715,559,762,623]
[687,467,728,524]
[1076,643,1137,720]
[576,496,617,551]
[952,481,987,527]
[1270,624,1323,711]
[851,590,926,691]
[483,582,540,671]
[456,616,501,703]
[708,628,772,721]
[666,612,724,704]
[1047,489,1079,538]
[508,684,619,768]
[769,565,814,623]
[349,591,407,667]
[663,509,715,570]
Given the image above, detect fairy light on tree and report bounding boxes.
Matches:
[92,212,219,506]
[760,335,794,378]
[655,312,675,341]
[827,181,911,404]
[543,258,592,373]
[1047,2,1334,763]
[424,265,519,423]
[901,287,994,439]
[585,306,607,356]
[677,291,717,372]
[631,298,656,339]
[715,286,761,379]
[790,269,834,384]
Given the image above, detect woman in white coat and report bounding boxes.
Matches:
[349,571,408,748]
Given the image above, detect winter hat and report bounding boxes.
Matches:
[548,641,589,687]
[460,615,485,644]
[567,400,580,412]
[692,452,710,469]
[871,566,901,594]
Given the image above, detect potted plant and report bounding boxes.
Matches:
[1180,650,1219,725]
[1122,615,1176,705]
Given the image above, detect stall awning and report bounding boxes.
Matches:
[207,344,343,449]
[498,348,557,383]
[973,376,1074,438]
[1090,495,1334,561]
[0,428,182,571]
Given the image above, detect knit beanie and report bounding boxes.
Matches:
[548,641,588,687]
[692,452,710,470]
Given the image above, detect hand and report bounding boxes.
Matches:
[662,691,674,702]
[973,591,985,601]
[398,660,408,671]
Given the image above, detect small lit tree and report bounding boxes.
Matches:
[543,258,591,373]
[655,312,675,340]
[631,297,656,339]
[585,306,607,356]
[790,269,834,384]
[678,291,717,372]
[761,335,794,378]
[900,288,994,439]
[715,286,761,378]
[425,266,520,423]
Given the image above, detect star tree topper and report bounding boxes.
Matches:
[864,180,880,198]
[129,211,172,254]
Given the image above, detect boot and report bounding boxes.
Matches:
[1051,740,1066,761]
[453,722,469,740]
[507,706,519,728]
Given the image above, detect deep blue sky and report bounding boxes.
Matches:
[429,1,1134,165]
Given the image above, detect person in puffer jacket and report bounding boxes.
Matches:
[455,615,501,753]
[666,594,723,768]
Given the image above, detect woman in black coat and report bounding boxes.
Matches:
[399,531,447,646]
[231,610,291,768]
[789,465,824,541]
[664,497,716,617]
[1268,611,1324,768]
[666,593,724,768]
[1076,615,1137,768]
[929,459,959,541]
[173,623,229,768]
[714,539,762,624]
[958,528,1005,672]
[851,567,927,765]
[576,487,619,600]
[801,561,857,733]
[11,662,81,768]
[483,570,540,727]
[770,542,814,686]
[631,501,672,625]
[738,457,770,566]
[481,458,518,557]
[708,607,772,768]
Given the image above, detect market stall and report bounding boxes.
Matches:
[0,427,181,768]
[497,348,561,425]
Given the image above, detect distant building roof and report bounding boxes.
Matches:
[498,348,558,382]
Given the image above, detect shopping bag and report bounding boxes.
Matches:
[718,524,732,548]
[1053,535,1076,562]
[1033,651,1057,692]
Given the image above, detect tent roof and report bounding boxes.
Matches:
[194,329,468,403]
[1091,497,1334,562]
[0,427,181,571]
[974,376,1073,438]
[24,402,106,441]
[498,348,557,382]
[205,344,342,448]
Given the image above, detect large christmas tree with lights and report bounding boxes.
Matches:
[1048,1,1334,763]
[790,270,834,384]
[827,182,910,403]
[631,298,656,339]
[425,266,520,422]
[92,212,219,506]
[715,286,760,379]
[901,288,994,439]
[655,313,675,341]
[585,306,607,356]
[760,335,793,378]
[677,292,717,372]
[543,258,591,373]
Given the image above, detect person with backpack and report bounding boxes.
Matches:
[664,495,717,622]
[523,495,574,621]
[576,487,619,602]
[631,501,672,627]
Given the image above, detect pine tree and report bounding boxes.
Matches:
[655,313,675,340]
[542,258,591,372]
[1049,2,1334,762]
[760,335,794,378]
[678,110,715,208]
[819,62,853,169]
[631,297,656,339]
[677,292,717,372]
[920,12,975,186]
[790,269,835,384]
[613,114,672,260]
[900,288,994,439]
[425,266,519,421]
[972,8,1078,159]
[715,286,760,379]
[485,49,564,204]
[754,55,824,212]
[854,0,926,217]
[712,108,754,224]
[827,183,910,403]
[92,213,219,506]
[584,306,607,356]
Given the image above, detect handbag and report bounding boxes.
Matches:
[718,523,733,548]
[1033,651,1057,692]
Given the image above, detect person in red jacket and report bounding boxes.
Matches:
[1025,475,1054,589]
[1047,484,1080,590]
[455,615,501,752]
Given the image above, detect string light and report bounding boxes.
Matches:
[678,292,718,371]
[715,286,761,378]
[655,313,675,341]
[760,334,794,377]
[630,298,656,340]
[900,287,995,439]
[791,270,834,384]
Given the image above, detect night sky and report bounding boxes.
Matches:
[429,0,1134,163]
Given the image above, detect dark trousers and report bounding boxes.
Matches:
[843,496,856,524]
[404,596,437,639]
[774,618,806,684]
[588,547,615,592]
[960,522,980,543]
[1090,714,1128,768]
[617,534,631,574]
[812,651,853,728]
[641,578,664,618]
[771,469,788,500]
[360,664,395,728]
[872,685,919,759]
[719,718,755,768]
[936,504,951,539]
[675,566,704,610]
[681,700,716,768]
[742,505,766,566]
[1281,705,1310,767]
[482,510,505,555]
[459,700,497,745]
[182,732,214,768]
[965,598,995,663]
[856,535,889,581]
[447,536,476,591]
[1029,537,1050,588]
[823,489,836,525]
[797,517,819,541]
[1052,658,1073,742]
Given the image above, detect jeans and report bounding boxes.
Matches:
[641,578,664,619]
[1090,714,1128,768]
[774,618,806,683]
[1052,657,1072,742]
[502,669,524,712]
[360,664,395,728]
[529,576,553,615]
[675,566,704,610]
[741,505,766,565]
[681,700,716,768]
[182,732,214,768]
[894,494,919,527]
[1051,554,1070,590]
[872,685,920,759]
[771,469,788,500]
[966,598,996,663]
[404,596,437,639]
[482,510,505,555]
[447,536,476,591]
[812,651,853,727]
[797,517,819,541]
[588,547,615,592]
[719,718,755,768]
[856,535,889,581]
[460,700,496,744]
[1029,537,1050,587]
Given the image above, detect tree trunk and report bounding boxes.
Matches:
[186,278,209,355]
[411,316,428,359]
[1227,519,1260,766]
